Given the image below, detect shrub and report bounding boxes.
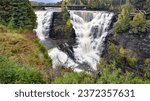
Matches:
[126,57,137,67]
[119,47,125,57]
[108,42,118,55]
[97,58,107,69]
[144,69,150,80]
[52,72,94,84]
[66,19,72,29]
[130,13,146,33]
[144,58,150,67]
[97,61,149,84]
[0,56,46,84]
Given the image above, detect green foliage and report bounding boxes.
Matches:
[97,60,150,84]
[88,0,111,10]
[144,69,150,80]
[115,7,130,33]
[130,13,146,33]
[108,42,118,56]
[0,0,36,30]
[63,7,69,22]
[0,56,46,84]
[130,0,149,11]
[65,19,72,37]
[126,57,137,67]
[144,58,150,67]
[66,0,83,5]
[52,72,94,84]
[66,19,72,29]
[35,40,52,67]
[0,0,13,25]
[119,47,125,57]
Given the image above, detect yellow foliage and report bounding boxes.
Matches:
[130,13,146,33]
[144,58,150,67]
[66,19,72,29]
[119,47,125,57]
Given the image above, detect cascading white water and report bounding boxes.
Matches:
[35,10,54,40]
[69,11,114,70]
[35,9,114,72]
[35,9,80,72]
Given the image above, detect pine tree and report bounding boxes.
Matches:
[0,0,13,24]
[0,0,36,30]
[10,0,36,29]
[115,7,130,33]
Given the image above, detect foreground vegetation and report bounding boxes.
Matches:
[0,56,47,84]
[0,0,149,84]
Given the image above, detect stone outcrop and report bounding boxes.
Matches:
[50,12,76,46]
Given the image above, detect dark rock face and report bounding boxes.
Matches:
[49,12,76,60]
[50,12,66,39]
[102,26,150,75]
[58,43,75,60]
[50,12,76,44]
[50,12,76,49]
[117,29,150,59]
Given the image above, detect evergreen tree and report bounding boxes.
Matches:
[0,0,36,30]
[0,0,13,24]
[10,0,36,29]
[115,7,130,33]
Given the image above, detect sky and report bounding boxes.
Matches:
[30,0,62,3]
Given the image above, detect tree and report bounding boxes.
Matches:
[10,0,36,29]
[87,0,111,10]
[130,13,146,33]
[115,7,130,33]
[0,0,13,24]
[0,0,36,30]
[130,0,146,10]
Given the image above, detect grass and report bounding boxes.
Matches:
[0,25,51,71]
[0,24,53,83]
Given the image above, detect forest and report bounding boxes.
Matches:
[0,0,150,84]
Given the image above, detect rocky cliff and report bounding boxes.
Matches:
[50,12,76,46]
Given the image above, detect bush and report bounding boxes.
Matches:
[52,72,94,84]
[119,47,125,57]
[108,42,118,55]
[97,61,149,84]
[130,13,146,33]
[0,56,46,84]
[126,57,137,67]
[144,58,150,67]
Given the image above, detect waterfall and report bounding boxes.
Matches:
[69,11,114,70]
[35,10,55,41]
[35,9,114,72]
